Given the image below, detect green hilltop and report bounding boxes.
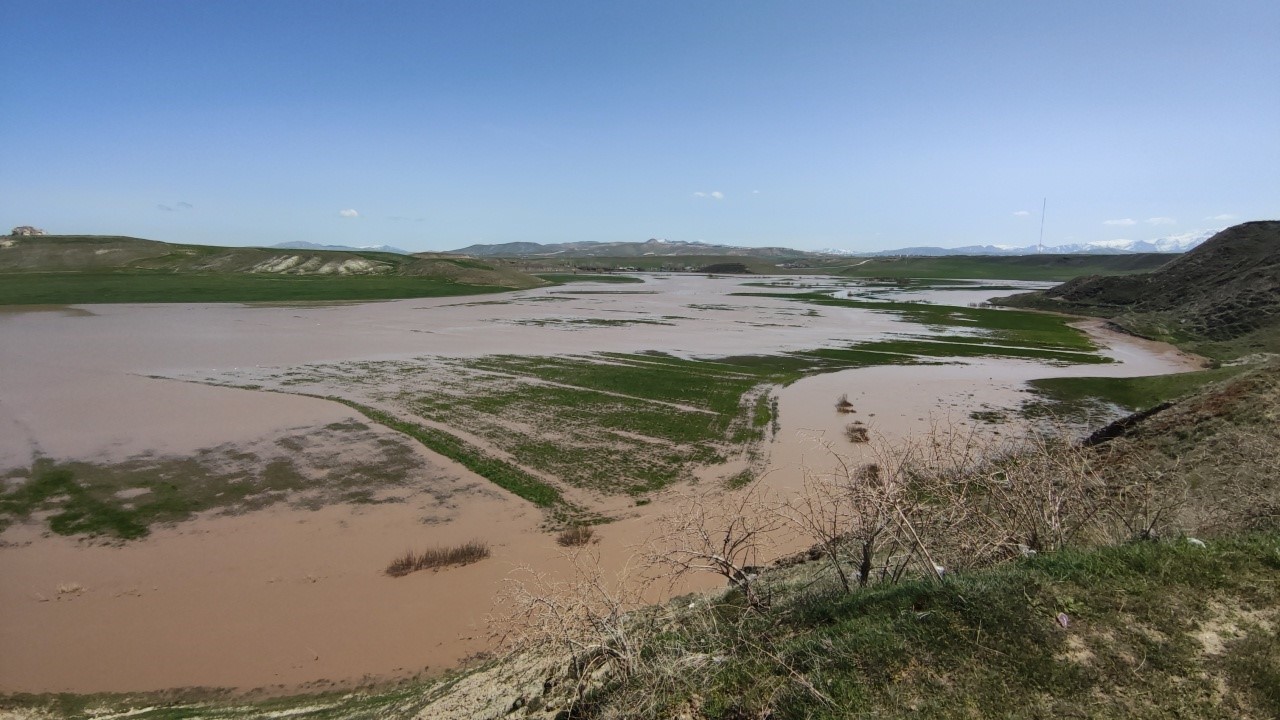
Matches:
[999,221,1280,359]
[0,234,548,304]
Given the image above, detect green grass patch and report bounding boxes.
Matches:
[0,271,515,305]
[601,532,1280,719]
[0,679,442,719]
[813,253,1174,281]
[0,417,430,535]
[549,289,658,295]
[334,337,1100,497]
[534,273,644,284]
[736,291,1099,352]
[724,469,756,489]
[508,317,675,328]
[1,467,150,539]
[222,352,804,500]
[1026,365,1243,417]
[0,421,427,539]
[331,399,567,510]
[854,337,1110,364]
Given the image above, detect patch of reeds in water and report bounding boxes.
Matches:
[386,540,490,577]
[556,524,596,547]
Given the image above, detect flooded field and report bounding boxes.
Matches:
[0,275,1200,694]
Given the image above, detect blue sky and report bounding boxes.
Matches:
[3,1,1277,252]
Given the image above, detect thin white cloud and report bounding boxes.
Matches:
[710,191,724,200]
[1012,210,1031,217]
[339,208,359,218]
[692,192,706,198]
[1207,213,1236,221]
[1103,218,1137,226]
[693,191,724,200]
[1146,217,1176,225]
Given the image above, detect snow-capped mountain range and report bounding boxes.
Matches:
[823,229,1219,257]
[270,241,410,254]
[276,229,1220,259]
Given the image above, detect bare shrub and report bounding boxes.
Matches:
[1098,420,1275,539]
[494,546,658,692]
[781,418,1190,591]
[557,524,596,547]
[951,432,1108,559]
[646,478,784,611]
[385,540,490,577]
[783,432,953,592]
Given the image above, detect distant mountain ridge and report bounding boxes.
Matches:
[829,229,1219,257]
[448,238,820,258]
[272,241,410,254]
[449,230,1217,259]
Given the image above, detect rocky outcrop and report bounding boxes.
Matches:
[9,226,46,236]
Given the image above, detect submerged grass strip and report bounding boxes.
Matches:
[856,337,1111,364]
[735,291,1100,352]
[534,273,644,284]
[0,271,515,305]
[332,398,565,509]
[0,420,425,540]
[1026,365,1243,416]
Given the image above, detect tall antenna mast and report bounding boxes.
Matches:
[1037,197,1047,254]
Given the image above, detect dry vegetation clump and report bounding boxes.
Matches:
[493,546,662,707]
[834,393,855,413]
[844,421,869,443]
[646,479,785,611]
[556,524,597,547]
[775,417,1204,592]
[386,540,490,577]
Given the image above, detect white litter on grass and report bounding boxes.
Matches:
[84,706,160,719]
[1187,537,1206,548]
[262,704,342,718]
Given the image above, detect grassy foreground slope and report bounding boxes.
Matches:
[0,235,547,304]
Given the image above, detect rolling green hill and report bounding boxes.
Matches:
[999,221,1280,358]
[0,235,548,304]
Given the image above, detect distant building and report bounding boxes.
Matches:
[10,226,46,236]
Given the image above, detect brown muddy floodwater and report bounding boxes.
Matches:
[0,275,1201,694]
